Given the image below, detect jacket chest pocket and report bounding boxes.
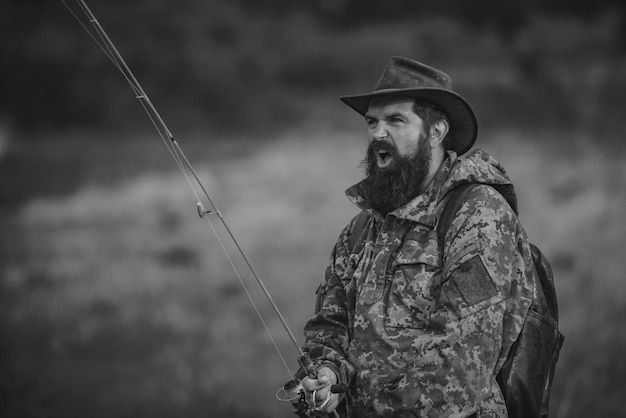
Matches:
[385,228,442,330]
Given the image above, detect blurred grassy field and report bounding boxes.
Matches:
[1,126,626,417]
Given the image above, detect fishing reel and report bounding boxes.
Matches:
[276,353,346,417]
[276,377,345,417]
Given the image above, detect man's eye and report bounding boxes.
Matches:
[366,119,377,128]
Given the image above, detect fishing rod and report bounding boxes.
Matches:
[59,1,344,415]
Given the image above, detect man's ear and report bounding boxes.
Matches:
[429,119,449,148]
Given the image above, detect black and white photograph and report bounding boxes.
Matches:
[2,1,625,417]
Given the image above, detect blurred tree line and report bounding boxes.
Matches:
[2,0,625,137]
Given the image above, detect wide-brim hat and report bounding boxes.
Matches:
[340,56,477,155]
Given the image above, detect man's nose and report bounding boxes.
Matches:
[370,122,388,142]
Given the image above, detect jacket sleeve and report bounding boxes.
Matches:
[402,185,534,417]
[300,222,357,388]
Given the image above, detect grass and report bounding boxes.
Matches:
[1,128,626,417]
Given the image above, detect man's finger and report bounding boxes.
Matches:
[317,375,330,384]
[302,377,326,391]
[325,394,339,412]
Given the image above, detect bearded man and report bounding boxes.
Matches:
[295,57,536,417]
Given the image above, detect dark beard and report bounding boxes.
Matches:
[359,139,431,216]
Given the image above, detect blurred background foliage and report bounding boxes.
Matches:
[3,0,626,136]
[2,0,626,417]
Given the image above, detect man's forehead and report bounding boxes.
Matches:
[366,96,415,116]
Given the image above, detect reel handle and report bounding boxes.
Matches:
[330,383,346,394]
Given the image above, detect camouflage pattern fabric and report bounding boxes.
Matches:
[302,149,534,417]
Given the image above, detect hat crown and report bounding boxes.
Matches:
[374,56,454,93]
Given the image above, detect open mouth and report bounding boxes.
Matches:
[376,149,393,168]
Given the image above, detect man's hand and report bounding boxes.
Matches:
[301,367,340,412]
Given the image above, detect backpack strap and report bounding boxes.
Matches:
[347,210,370,253]
[437,183,481,241]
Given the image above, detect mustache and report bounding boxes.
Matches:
[362,140,400,176]
[368,140,396,155]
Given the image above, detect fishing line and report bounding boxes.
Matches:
[60,0,302,379]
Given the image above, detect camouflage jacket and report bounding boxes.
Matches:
[302,149,534,417]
